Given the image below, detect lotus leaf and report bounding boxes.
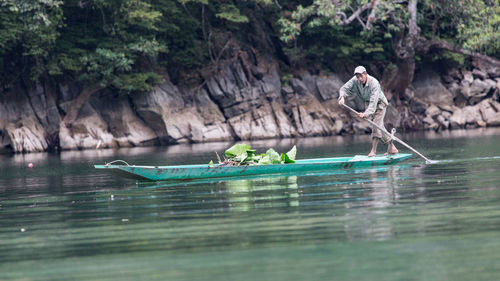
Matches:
[225,144,251,158]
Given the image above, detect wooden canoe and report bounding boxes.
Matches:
[94,153,412,181]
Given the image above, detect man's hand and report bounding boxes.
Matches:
[357,112,365,118]
[338,96,345,106]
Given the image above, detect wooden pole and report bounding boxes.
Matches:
[342,104,434,164]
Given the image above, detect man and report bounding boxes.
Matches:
[338,66,398,157]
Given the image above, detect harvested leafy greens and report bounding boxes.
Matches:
[211,144,297,166]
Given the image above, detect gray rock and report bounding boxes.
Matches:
[410,98,427,114]
[0,86,49,152]
[425,104,441,117]
[436,114,449,129]
[472,57,500,78]
[461,71,474,85]
[412,70,455,106]
[90,92,158,146]
[472,68,488,80]
[442,111,452,120]
[316,74,344,101]
[479,99,500,126]
[470,79,491,94]
[449,108,465,129]
[5,118,48,152]
[448,68,463,80]
[59,105,116,150]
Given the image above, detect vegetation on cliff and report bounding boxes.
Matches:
[0,0,498,107]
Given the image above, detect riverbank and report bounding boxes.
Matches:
[0,54,499,154]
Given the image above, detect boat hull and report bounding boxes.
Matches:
[94,153,412,181]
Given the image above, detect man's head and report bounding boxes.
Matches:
[354,66,367,84]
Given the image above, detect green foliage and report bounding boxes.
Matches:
[154,0,205,69]
[0,0,498,92]
[116,72,163,92]
[418,0,499,57]
[430,52,467,69]
[0,0,63,81]
[220,144,297,166]
[79,48,132,87]
[281,73,294,86]
[284,22,390,68]
[225,144,252,158]
[216,4,249,23]
[278,0,499,66]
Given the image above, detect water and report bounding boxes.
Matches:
[2,128,500,280]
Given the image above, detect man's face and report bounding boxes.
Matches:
[356,72,367,84]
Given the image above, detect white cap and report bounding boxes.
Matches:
[353,66,366,75]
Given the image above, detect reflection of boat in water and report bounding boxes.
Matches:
[95,153,412,181]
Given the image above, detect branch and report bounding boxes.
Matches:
[426,40,500,66]
[62,85,102,127]
[273,0,282,9]
[337,3,372,27]
[365,0,381,30]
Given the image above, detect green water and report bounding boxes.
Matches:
[2,128,500,280]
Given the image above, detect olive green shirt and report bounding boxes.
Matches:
[338,74,388,116]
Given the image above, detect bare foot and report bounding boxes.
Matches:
[368,151,376,157]
[385,145,399,155]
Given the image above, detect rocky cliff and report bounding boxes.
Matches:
[1,49,499,153]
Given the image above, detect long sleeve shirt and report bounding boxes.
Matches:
[338,74,389,116]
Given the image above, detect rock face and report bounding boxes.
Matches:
[0,51,499,153]
[415,63,500,132]
[0,52,348,153]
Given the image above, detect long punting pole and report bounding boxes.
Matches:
[342,104,434,164]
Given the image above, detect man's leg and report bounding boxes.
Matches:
[368,137,378,157]
[386,142,399,155]
[372,103,399,155]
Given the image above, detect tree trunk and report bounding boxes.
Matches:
[382,0,418,104]
[61,85,102,127]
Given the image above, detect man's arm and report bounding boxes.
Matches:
[338,76,356,105]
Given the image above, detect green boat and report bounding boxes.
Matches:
[94,153,412,181]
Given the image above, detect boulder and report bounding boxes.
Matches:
[285,78,336,136]
[228,101,291,139]
[5,118,48,152]
[89,91,158,147]
[131,80,233,143]
[472,68,488,80]
[0,85,50,152]
[472,57,500,78]
[461,70,474,85]
[449,107,466,129]
[436,114,449,129]
[412,69,454,107]
[478,99,500,126]
[410,98,427,114]
[449,104,484,129]
[425,104,441,117]
[463,105,483,125]
[58,104,116,150]
[423,115,438,130]
[315,74,344,101]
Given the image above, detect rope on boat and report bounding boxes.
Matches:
[105,160,131,166]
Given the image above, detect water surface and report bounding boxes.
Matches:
[1,128,500,280]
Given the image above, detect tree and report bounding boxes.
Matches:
[278,0,500,102]
[53,0,163,126]
[0,0,63,84]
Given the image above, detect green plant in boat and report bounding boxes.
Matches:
[215,144,297,166]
